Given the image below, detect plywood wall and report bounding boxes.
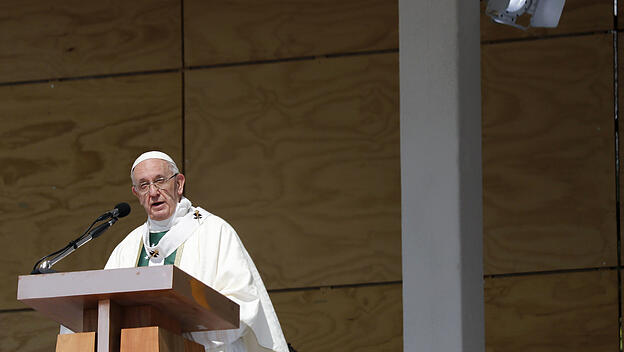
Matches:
[482,34,615,274]
[0,1,400,351]
[485,271,618,352]
[0,0,181,83]
[482,0,621,350]
[184,54,400,289]
[0,73,182,309]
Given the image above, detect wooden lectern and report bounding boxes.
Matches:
[17,265,240,352]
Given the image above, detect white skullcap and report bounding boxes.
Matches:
[131,151,178,172]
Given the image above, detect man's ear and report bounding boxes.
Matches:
[132,186,139,198]
[175,173,186,197]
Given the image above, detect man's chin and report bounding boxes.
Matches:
[149,209,171,221]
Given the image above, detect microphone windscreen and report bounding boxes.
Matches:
[115,202,131,218]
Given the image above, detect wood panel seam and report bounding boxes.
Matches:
[612,23,622,352]
[187,48,399,72]
[0,48,399,88]
[482,30,613,45]
[0,308,33,314]
[268,280,402,294]
[180,0,186,178]
[484,266,618,279]
[0,68,181,88]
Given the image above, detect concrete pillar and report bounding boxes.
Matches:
[399,1,484,351]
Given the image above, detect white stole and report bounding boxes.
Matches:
[142,197,202,265]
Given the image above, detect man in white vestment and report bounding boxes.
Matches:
[105,151,289,352]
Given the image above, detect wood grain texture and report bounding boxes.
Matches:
[56,332,95,352]
[0,0,181,83]
[184,0,398,66]
[0,310,59,352]
[121,326,159,352]
[0,72,182,309]
[480,0,613,42]
[185,53,400,289]
[485,270,618,352]
[120,327,204,352]
[271,283,402,352]
[482,34,616,275]
[123,306,181,334]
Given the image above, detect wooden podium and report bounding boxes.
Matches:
[17,265,240,352]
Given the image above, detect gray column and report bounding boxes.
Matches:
[399,1,484,351]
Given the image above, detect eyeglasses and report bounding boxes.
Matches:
[133,173,178,195]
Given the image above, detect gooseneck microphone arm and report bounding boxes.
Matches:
[31,203,130,275]
[31,217,118,274]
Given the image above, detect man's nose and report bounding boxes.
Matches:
[148,184,160,196]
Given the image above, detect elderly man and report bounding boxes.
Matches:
[105,151,288,352]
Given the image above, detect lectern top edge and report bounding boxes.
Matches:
[17,265,176,300]
[17,265,239,333]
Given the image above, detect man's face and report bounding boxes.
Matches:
[131,159,185,221]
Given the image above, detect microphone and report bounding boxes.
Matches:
[89,218,117,239]
[30,202,131,274]
[95,202,131,221]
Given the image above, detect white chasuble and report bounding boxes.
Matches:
[105,204,288,352]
